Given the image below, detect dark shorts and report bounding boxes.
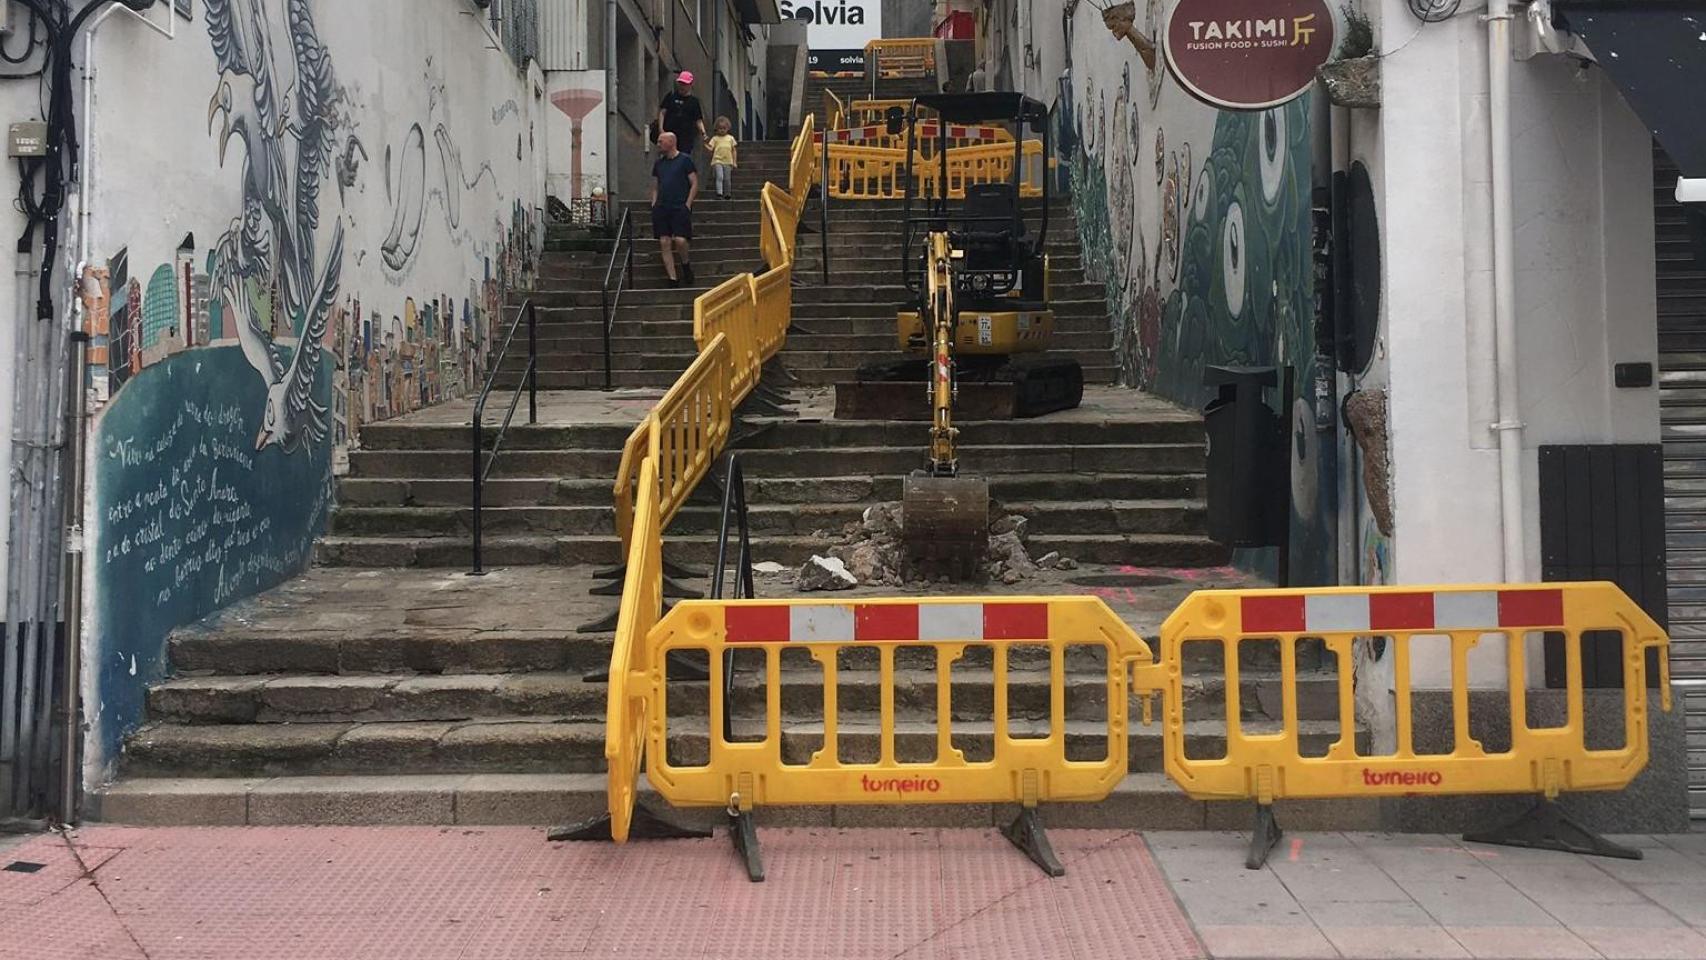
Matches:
[651,204,692,239]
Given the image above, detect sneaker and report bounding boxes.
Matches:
[681,263,695,284]
[667,276,681,288]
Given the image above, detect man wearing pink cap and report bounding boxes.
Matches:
[657,70,707,158]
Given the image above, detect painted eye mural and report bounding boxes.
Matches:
[1259,108,1286,207]
[1219,199,1247,319]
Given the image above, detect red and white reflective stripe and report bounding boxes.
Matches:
[725,603,1049,644]
[1239,589,1566,634]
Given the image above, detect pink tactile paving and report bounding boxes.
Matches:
[0,826,1205,960]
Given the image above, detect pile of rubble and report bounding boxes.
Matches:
[791,502,1075,592]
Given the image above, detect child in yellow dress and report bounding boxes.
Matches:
[707,116,738,200]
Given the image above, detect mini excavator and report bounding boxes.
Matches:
[843,93,1083,578]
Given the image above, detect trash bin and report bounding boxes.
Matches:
[1203,365,1286,548]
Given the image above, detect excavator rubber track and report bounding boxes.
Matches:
[844,355,1084,420]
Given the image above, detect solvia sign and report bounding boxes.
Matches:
[1163,0,1337,110]
[782,0,882,72]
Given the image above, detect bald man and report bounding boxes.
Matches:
[650,131,699,286]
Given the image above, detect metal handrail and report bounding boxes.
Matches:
[820,123,831,285]
[600,207,635,391]
[471,298,538,575]
[710,452,755,743]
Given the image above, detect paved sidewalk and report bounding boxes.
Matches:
[1150,831,1706,960]
[3,826,1702,959]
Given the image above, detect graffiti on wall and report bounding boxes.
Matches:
[85,0,539,772]
[1067,2,1334,584]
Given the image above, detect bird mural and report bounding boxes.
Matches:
[205,0,346,453]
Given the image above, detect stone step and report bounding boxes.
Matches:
[346,442,1205,481]
[147,667,1339,727]
[120,714,1349,778]
[91,771,1380,829]
[520,273,1095,306]
[494,349,1119,376]
[526,296,1112,324]
[325,499,1205,539]
[495,328,1113,361]
[543,262,1091,288]
[311,531,1230,569]
[496,364,1123,391]
[337,471,1207,509]
[353,417,1199,452]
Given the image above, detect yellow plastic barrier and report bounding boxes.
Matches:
[759,183,800,271]
[824,143,910,200]
[1149,583,1671,806]
[789,114,816,207]
[609,336,732,552]
[926,139,1047,199]
[603,454,663,842]
[692,275,760,405]
[751,263,792,363]
[865,37,937,79]
[603,595,1156,875]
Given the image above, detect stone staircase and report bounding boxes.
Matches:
[93,112,1368,829]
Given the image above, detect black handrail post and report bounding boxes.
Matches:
[600,207,632,393]
[472,415,485,575]
[527,301,538,424]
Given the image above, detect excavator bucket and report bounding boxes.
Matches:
[901,472,990,580]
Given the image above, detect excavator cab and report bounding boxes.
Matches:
[842,93,1082,579]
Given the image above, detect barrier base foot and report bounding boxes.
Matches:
[590,575,702,600]
[1464,799,1643,861]
[729,810,765,882]
[575,600,675,637]
[592,559,705,581]
[583,648,703,684]
[549,803,713,843]
[1002,807,1065,878]
[1246,803,1283,870]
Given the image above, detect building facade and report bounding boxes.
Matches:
[966,0,1698,824]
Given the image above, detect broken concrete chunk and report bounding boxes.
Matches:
[1036,551,1061,570]
[797,555,857,591]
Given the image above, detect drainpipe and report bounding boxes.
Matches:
[606,0,619,199]
[1487,0,1526,581]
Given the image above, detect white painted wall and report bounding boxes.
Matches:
[1377,0,1657,687]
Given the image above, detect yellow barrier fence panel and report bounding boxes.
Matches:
[647,335,732,530]
[610,418,651,552]
[641,596,1154,811]
[865,37,937,78]
[752,262,792,363]
[790,114,817,206]
[604,456,663,842]
[826,144,909,200]
[759,183,800,272]
[1150,583,1671,805]
[692,274,759,404]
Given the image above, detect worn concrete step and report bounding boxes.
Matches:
[148,667,1338,727]
[120,715,1353,778]
[496,364,1123,391]
[497,349,1119,376]
[326,499,1204,539]
[347,442,1206,481]
[335,471,1208,509]
[311,531,1230,569]
[530,297,1114,324]
[497,327,1112,362]
[148,672,607,725]
[169,625,607,677]
[91,771,1381,829]
[353,417,1199,453]
[522,273,1093,307]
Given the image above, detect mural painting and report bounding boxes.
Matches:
[1065,2,1335,585]
[83,0,540,774]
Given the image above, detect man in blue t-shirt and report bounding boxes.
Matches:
[650,131,699,286]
